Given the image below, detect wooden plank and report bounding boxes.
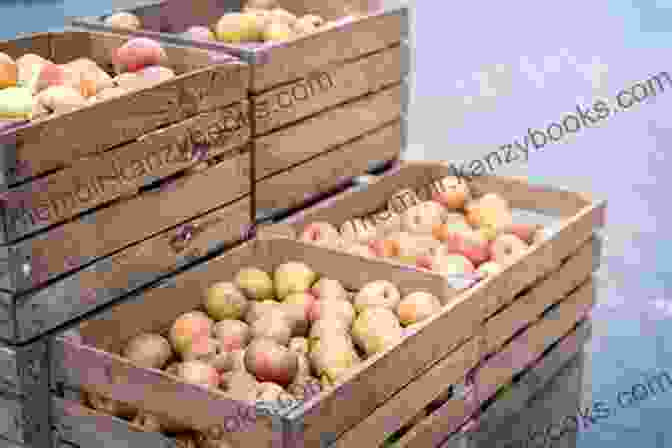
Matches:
[53,397,182,448]
[8,149,250,293]
[254,44,404,135]
[332,338,481,448]
[476,319,591,432]
[482,236,597,355]
[251,9,405,92]
[12,197,250,343]
[255,83,402,180]
[0,31,249,185]
[255,120,401,211]
[260,162,600,237]
[1,101,250,242]
[473,279,595,404]
[395,281,594,448]
[0,33,51,60]
[53,338,283,448]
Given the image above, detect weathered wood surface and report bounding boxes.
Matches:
[71,3,408,91]
[255,120,402,212]
[255,83,402,180]
[2,148,250,296]
[0,31,248,187]
[1,101,250,243]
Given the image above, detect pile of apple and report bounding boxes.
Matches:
[0,37,174,121]
[84,262,441,446]
[299,176,544,282]
[105,0,357,45]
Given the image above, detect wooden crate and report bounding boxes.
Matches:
[0,293,592,448]
[70,0,410,214]
[0,30,248,188]
[0,31,253,343]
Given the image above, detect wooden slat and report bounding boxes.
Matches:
[473,280,595,404]
[254,44,404,135]
[53,339,282,448]
[332,338,481,448]
[255,83,402,180]
[331,237,597,448]
[13,197,250,343]
[255,120,401,211]
[0,33,51,60]
[0,31,249,185]
[482,236,597,355]
[2,102,250,242]
[252,9,405,92]
[10,150,250,292]
[395,280,594,448]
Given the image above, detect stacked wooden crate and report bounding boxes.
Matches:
[0,161,603,448]
[70,0,410,218]
[0,30,252,448]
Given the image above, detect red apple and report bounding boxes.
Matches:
[502,223,540,244]
[443,230,490,265]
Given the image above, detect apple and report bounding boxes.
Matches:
[388,188,421,214]
[430,176,471,210]
[169,311,214,355]
[274,262,317,299]
[339,218,377,244]
[234,267,275,301]
[34,63,79,93]
[309,336,360,385]
[244,338,298,386]
[113,38,167,73]
[121,333,173,369]
[414,255,434,271]
[299,222,342,249]
[308,318,351,343]
[443,229,490,265]
[476,261,502,277]
[431,254,475,277]
[401,201,447,235]
[283,291,317,319]
[464,193,512,231]
[203,281,249,320]
[213,320,251,351]
[244,300,278,324]
[353,280,401,312]
[368,238,399,258]
[176,361,220,389]
[351,307,403,356]
[396,292,442,326]
[181,336,220,363]
[307,299,355,325]
[103,12,142,29]
[490,234,529,265]
[503,223,540,244]
[311,277,348,301]
[250,309,293,345]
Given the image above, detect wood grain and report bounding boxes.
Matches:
[254,44,403,135]
[0,31,249,185]
[255,120,401,211]
[395,280,594,448]
[255,83,402,180]
[2,101,250,242]
[14,197,250,343]
[252,9,405,92]
[10,149,250,293]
